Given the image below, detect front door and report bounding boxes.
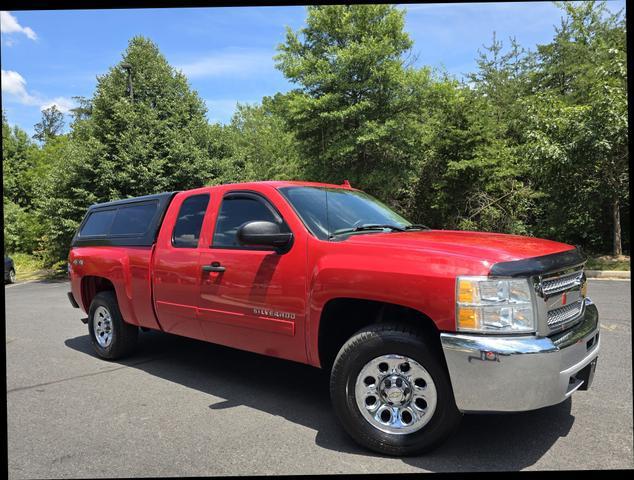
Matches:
[197,189,307,363]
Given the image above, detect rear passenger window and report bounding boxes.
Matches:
[79,209,116,236]
[110,202,158,236]
[212,196,284,248]
[172,194,210,248]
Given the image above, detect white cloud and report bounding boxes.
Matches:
[1,69,38,105]
[41,97,75,113]
[177,50,272,79]
[1,69,75,113]
[1,11,37,41]
[1,69,27,95]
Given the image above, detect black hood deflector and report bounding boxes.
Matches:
[489,247,586,277]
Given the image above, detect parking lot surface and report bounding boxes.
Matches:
[5,279,633,477]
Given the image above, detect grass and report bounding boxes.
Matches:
[586,255,631,271]
[9,253,67,282]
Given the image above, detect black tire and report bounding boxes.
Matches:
[330,323,462,456]
[88,291,138,360]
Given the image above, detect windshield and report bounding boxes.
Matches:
[278,186,413,240]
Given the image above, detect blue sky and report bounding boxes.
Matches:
[1,1,625,137]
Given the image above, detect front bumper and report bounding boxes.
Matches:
[440,298,599,413]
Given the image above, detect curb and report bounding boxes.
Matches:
[5,277,68,288]
[4,279,42,289]
[585,270,630,279]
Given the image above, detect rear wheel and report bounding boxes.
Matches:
[8,268,16,284]
[330,323,461,456]
[88,291,138,360]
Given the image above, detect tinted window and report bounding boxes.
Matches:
[279,186,412,240]
[172,194,210,248]
[110,202,158,236]
[80,209,116,236]
[213,196,282,248]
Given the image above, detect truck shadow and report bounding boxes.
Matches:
[65,329,575,471]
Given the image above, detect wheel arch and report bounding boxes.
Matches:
[80,276,117,312]
[317,297,444,372]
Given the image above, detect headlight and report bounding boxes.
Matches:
[456,276,535,333]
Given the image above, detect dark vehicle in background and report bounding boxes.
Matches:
[5,255,16,284]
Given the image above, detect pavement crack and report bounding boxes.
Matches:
[7,355,169,394]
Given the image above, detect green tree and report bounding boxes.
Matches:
[89,36,223,197]
[408,30,538,236]
[39,36,228,263]
[33,105,65,143]
[226,96,301,182]
[275,5,429,209]
[528,0,627,254]
[3,197,43,254]
[3,2,628,263]
[3,112,40,208]
[69,96,93,126]
[468,32,533,142]
[451,34,537,234]
[520,93,597,245]
[411,75,535,235]
[2,112,49,254]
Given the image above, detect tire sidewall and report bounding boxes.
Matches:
[332,329,460,455]
[88,293,120,359]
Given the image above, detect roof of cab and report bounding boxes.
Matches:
[206,180,354,190]
[88,180,354,209]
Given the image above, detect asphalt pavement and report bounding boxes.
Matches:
[5,279,633,477]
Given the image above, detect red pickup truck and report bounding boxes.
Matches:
[67,181,599,455]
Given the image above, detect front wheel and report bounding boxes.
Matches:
[8,268,16,284]
[330,323,462,456]
[88,291,138,360]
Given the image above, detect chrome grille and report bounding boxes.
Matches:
[547,299,584,328]
[535,264,587,334]
[541,270,584,296]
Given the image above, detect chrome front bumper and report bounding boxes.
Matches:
[440,298,599,413]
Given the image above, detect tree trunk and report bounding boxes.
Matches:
[613,195,622,256]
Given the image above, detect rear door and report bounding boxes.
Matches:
[152,190,211,339]
[196,187,308,363]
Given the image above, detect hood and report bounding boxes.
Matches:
[343,229,574,267]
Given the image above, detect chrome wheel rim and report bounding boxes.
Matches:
[9,270,16,283]
[93,306,113,348]
[354,354,437,435]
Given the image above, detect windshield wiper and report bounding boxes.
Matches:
[330,224,406,238]
[403,224,431,230]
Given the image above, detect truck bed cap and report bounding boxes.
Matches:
[71,191,178,248]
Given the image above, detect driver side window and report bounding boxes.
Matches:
[212,194,287,248]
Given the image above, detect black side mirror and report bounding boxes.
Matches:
[237,221,293,253]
